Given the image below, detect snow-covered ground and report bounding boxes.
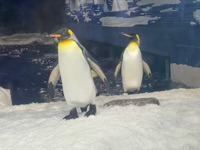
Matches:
[0,88,200,150]
[136,0,181,7]
[112,0,128,12]
[160,8,178,13]
[171,64,200,88]
[0,33,54,45]
[0,87,12,108]
[100,16,160,27]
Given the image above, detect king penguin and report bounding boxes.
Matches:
[48,28,109,120]
[48,62,99,99]
[47,36,100,99]
[114,32,152,94]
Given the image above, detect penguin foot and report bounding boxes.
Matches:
[96,92,100,96]
[63,108,78,120]
[85,104,96,117]
[80,105,88,112]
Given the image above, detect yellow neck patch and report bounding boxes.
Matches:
[126,41,140,52]
[58,40,81,52]
[129,41,138,48]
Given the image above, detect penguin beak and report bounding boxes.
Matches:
[49,34,61,38]
[121,32,132,38]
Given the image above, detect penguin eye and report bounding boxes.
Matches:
[61,28,66,35]
[131,34,137,40]
[64,28,68,33]
[130,33,135,37]
[132,35,136,38]
[58,28,66,37]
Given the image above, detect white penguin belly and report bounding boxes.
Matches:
[122,50,143,92]
[58,50,96,108]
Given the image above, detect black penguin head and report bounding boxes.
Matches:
[121,32,140,45]
[49,28,74,41]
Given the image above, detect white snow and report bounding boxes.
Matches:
[136,0,181,7]
[193,9,200,24]
[126,7,138,15]
[141,6,152,12]
[128,7,137,12]
[94,0,104,5]
[83,11,92,22]
[0,88,200,149]
[171,63,200,88]
[65,0,69,4]
[193,0,200,3]
[104,1,109,12]
[69,12,80,23]
[69,0,80,11]
[86,0,93,4]
[80,0,87,5]
[160,8,178,13]
[0,87,12,108]
[190,21,197,26]
[0,33,54,45]
[100,16,160,27]
[112,0,128,12]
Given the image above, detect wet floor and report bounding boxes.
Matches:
[0,42,188,105]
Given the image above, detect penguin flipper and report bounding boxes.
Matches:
[87,57,110,93]
[114,62,122,78]
[87,57,107,81]
[82,49,110,93]
[143,60,152,78]
[114,50,124,79]
[78,43,107,81]
[48,64,60,99]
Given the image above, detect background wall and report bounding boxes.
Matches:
[0,0,66,34]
